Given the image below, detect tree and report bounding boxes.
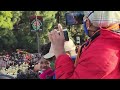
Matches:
[0,11,22,52]
[0,11,87,53]
[0,11,13,30]
[13,11,57,53]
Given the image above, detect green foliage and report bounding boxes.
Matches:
[0,29,17,51]
[12,11,22,24]
[0,11,22,52]
[20,11,57,52]
[0,11,22,30]
[38,11,57,44]
[0,11,87,53]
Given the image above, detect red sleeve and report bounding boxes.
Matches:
[55,49,119,79]
[55,54,75,79]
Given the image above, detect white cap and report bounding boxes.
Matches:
[43,44,55,59]
[64,39,76,51]
[43,39,76,59]
[84,11,120,28]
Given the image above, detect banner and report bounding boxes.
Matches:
[30,16,43,31]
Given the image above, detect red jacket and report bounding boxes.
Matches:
[55,29,120,79]
[39,68,54,79]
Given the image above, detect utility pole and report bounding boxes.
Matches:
[35,11,40,54]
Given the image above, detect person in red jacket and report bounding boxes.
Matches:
[48,11,120,79]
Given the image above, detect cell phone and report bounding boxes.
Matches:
[63,29,69,41]
[65,11,84,25]
[54,27,69,41]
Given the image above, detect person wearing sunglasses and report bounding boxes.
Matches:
[49,11,120,79]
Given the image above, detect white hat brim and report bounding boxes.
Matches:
[43,53,55,59]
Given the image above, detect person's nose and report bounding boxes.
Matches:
[43,63,47,67]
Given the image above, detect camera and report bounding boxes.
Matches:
[65,11,84,25]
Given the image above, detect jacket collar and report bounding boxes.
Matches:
[100,29,120,40]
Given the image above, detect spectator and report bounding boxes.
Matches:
[49,11,120,79]
[38,59,54,79]
[16,69,39,79]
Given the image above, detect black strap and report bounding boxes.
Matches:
[90,30,100,42]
